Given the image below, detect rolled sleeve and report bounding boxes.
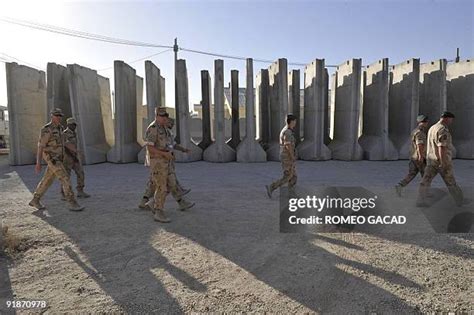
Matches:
[38,128,50,148]
[436,130,449,147]
[144,127,157,146]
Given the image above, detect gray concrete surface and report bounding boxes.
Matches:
[288,69,301,146]
[266,59,289,161]
[6,62,47,165]
[227,70,241,150]
[236,59,267,162]
[107,61,141,163]
[359,59,398,160]
[388,59,420,159]
[0,154,472,313]
[98,75,114,147]
[198,70,212,151]
[328,59,364,161]
[256,69,270,147]
[68,64,110,164]
[297,59,331,161]
[447,59,474,159]
[419,59,447,127]
[203,60,235,162]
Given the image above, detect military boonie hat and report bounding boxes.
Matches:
[50,108,64,116]
[417,114,428,122]
[155,106,169,117]
[441,111,455,118]
[66,117,77,125]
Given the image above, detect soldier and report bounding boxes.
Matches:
[28,108,84,211]
[143,107,194,222]
[416,111,463,207]
[265,114,298,198]
[395,114,429,197]
[137,117,191,209]
[61,117,90,199]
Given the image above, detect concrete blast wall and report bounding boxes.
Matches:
[266,59,289,161]
[174,59,203,162]
[419,59,447,126]
[328,59,364,160]
[203,59,235,162]
[47,63,71,121]
[447,59,474,159]
[359,58,398,160]
[297,59,331,161]
[6,62,47,165]
[389,59,420,159]
[67,64,110,164]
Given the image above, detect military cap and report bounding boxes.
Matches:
[416,114,428,122]
[155,107,169,117]
[66,117,77,125]
[50,108,64,116]
[441,111,455,118]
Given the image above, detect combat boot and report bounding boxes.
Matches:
[154,209,171,223]
[178,199,195,211]
[138,197,150,209]
[265,185,273,199]
[395,184,402,197]
[77,189,90,198]
[68,200,84,212]
[28,197,46,210]
[180,188,191,197]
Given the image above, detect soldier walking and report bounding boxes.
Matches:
[28,108,84,211]
[266,114,298,198]
[416,111,464,207]
[395,114,429,196]
[61,117,90,199]
[142,107,194,222]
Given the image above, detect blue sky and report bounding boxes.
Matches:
[0,0,473,109]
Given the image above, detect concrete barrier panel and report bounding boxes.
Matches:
[389,59,420,159]
[6,62,47,165]
[198,70,212,150]
[47,63,71,121]
[236,58,267,162]
[328,59,364,160]
[359,58,398,160]
[288,69,301,146]
[107,61,141,163]
[136,75,145,148]
[297,59,331,161]
[98,75,114,147]
[227,70,241,150]
[256,69,270,148]
[174,59,203,162]
[420,59,447,125]
[67,64,110,164]
[203,59,235,162]
[447,59,474,159]
[266,59,289,161]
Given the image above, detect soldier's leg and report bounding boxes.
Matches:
[151,161,171,222]
[32,166,55,199]
[289,163,297,187]
[398,160,420,187]
[270,159,293,191]
[60,159,73,198]
[139,174,156,209]
[168,169,194,211]
[74,161,90,198]
[439,165,463,206]
[416,165,438,206]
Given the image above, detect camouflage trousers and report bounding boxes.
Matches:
[63,155,85,190]
[418,163,463,206]
[270,156,297,191]
[142,160,185,200]
[150,158,181,210]
[398,159,426,187]
[34,155,75,202]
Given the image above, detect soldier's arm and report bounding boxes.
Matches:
[283,132,295,160]
[35,128,50,173]
[415,133,426,161]
[174,144,190,153]
[436,130,449,167]
[65,143,78,154]
[146,145,172,160]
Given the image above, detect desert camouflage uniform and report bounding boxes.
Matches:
[63,127,85,190]
[270,126,297,190]
[144,121,181,210]
[32,122,76,202]
[418,121,463,205]
[398,125,427,186]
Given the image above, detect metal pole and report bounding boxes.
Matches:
[456,48,460,63]
[174,38,180,143]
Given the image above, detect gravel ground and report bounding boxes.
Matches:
[0,155,473,314]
